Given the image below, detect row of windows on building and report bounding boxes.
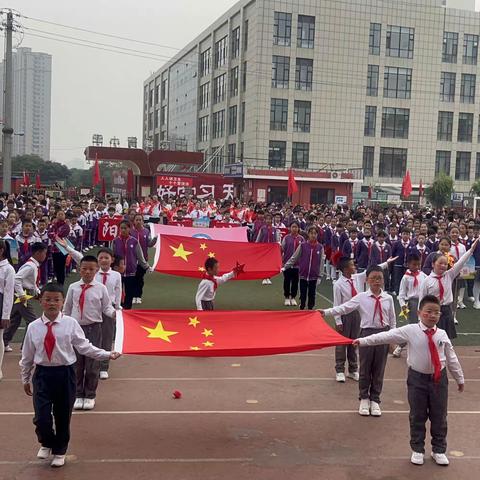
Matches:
[199,21,249,77]
[436,111,480,143]
[272,56,313,90]
[198,103,246,142]
[273,12,315,49]
[147,79,168,108]
[363,146,480,181]
[268,140,310,169]
[369,23,479,65]
[270,99,311,132]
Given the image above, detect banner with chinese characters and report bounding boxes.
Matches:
[156,175,193,188]
[98,216,123,241]
[112,170,128,196]
[115,309,352,357]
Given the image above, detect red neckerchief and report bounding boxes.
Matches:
[204,273,217,290]
[405,269,421,288]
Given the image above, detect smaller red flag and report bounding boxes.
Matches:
[101,177,106,198]
[401,170,412,198]
[92,154,101,187]
[368,185,373,200]
[23,171,30,186]
[288,169,298,197]
[419,179,424,198]
[35,173,41,189]
[127,169,134,194]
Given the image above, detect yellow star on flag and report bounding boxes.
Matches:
[203,341,214,347]
[170,243,193,262]
[198,266,206,272]
[190,346,201,351]
[142,321,178,343]
[188,316,200,328]
[200,243,207,251]
[202,328,213,338]
[208,252,216,258]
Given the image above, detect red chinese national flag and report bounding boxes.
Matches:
[35,173,41,189]
[92,154,101,187]
[115,310,352,357]
[154,234,282,280]
[288,168,298,197]
[401,170,412,198]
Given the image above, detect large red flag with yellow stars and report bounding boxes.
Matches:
[153,234,282,280]
[115,310,352,356]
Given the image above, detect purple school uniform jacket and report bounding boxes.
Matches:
[282,233,305,266]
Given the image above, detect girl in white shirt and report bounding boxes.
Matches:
[0,239,15,380]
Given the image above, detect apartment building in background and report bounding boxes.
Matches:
[143,0,480,203]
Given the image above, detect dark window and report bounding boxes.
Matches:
[154,109,159,128]
[437,111,453,141]
[364,106,377,137]
[381,107,409,139]
[463,34,478,65]
[214,36,228,68]
[200,48,211,77]
[199,116,209,142]
[161,79,167,100]
[458,113,473,142]
[269,140,287,168]
[440,72,456,102]
[293,100,311,133]
[227,143,236,164]
[379,148,407,178]
[295,58,313,91]
[213,74,226,104]
[160,106,166,126]
[435,151,451,176]
[297,15,315,48]
[476,153,480,179]
[443,32,458,63]
[272,55,290,88]
[386,25,414,58]
[228,105,237,135]
[243,20,249,51]
[367,65,379,96]
[455,152,471,181]
[274,12,292,46]
[199,82,210,110]
[230,67,239,97]
[310,188,335,205]
[363,146,374,177]
[241,102,245,132]
[384,67,412,99]
[154,85,159,104]
[212,110,225,138]
[292,142,309,169]
[270,98,288,131]
[460,74,476,103]
[369,23,381,55]
[240,142,244,162]
[231,27,240,59]
[242,62,247,91]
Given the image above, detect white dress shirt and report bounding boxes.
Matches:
[0,259,15,319]
[96,268,122,308]
[19,314,110,384]
[14,258,40,297]
[63,279,116,325]
[358,322,464,384]
[450,242,466,261]
[195,272,235,310]
[324,289,396,329]
[418,247,473,306]
[398,269,427,307]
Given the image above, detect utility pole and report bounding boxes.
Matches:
[2,10,14,194]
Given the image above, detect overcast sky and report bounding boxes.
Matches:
[3,0,480,168]
[3,0,238,168]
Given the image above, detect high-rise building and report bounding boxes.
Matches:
[0,47,52,161]
[143,0,480,201]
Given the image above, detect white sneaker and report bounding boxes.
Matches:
[267,279,272,285]
[99,371,109,380]
[284,298,291,306]
[37,447,52,459]
[454,317,459,325]
[457,302,466,309]
[132,297,138,304]
[83,398,95,410]
[137,297,142,304]
[72,269,77,273]
[359,399,370,416]
[4,345,12,352]
[370,401,382,416]
[262,279,268,285]
[73,398,84,410]
[392,346,403,358]
[431,452,449,466]
[473,302,480,310]
[411,451,424,465]
[347,371,359,381]
[290,298,297,306]
[336,372,346,383]
[51,455,66,468]
[467,296,475,302]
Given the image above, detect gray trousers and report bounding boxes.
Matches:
[76,323,102,399]
[3,301,37,345]
[100,313,115,371]
[407,368,448,454]
[335,311,361,373]
[359,327,390,403]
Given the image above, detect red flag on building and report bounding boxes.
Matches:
[368,185,373,200]
[115,309,352,357]
[127,169,134,194]
[288,168,298,197]
[101,177,106,198]
[419,179,424,198]
[154,234,282,280]
[401,170,413,198]
[23,171,30,186]
[35,173,41,189]
[92,154,101,187]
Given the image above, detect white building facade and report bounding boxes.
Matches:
[143,0,480,198]
[0,47,52,161]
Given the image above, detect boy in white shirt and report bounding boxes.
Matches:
[353,295,464,467]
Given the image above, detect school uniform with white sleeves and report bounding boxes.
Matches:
[0,258,15,378]
[195,272,235,310]
[357,322,464,458]
[323,289,396,408]
[418,243,476,340]
[63,280,115,404]
[398,269,427,324]
[3,257,41,347]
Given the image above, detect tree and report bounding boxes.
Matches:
[471,180,480,197]
[13,154,71,185]
[425,172,454,209]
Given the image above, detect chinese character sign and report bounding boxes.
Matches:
[156,174,235,200]
[98,217,123,241]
